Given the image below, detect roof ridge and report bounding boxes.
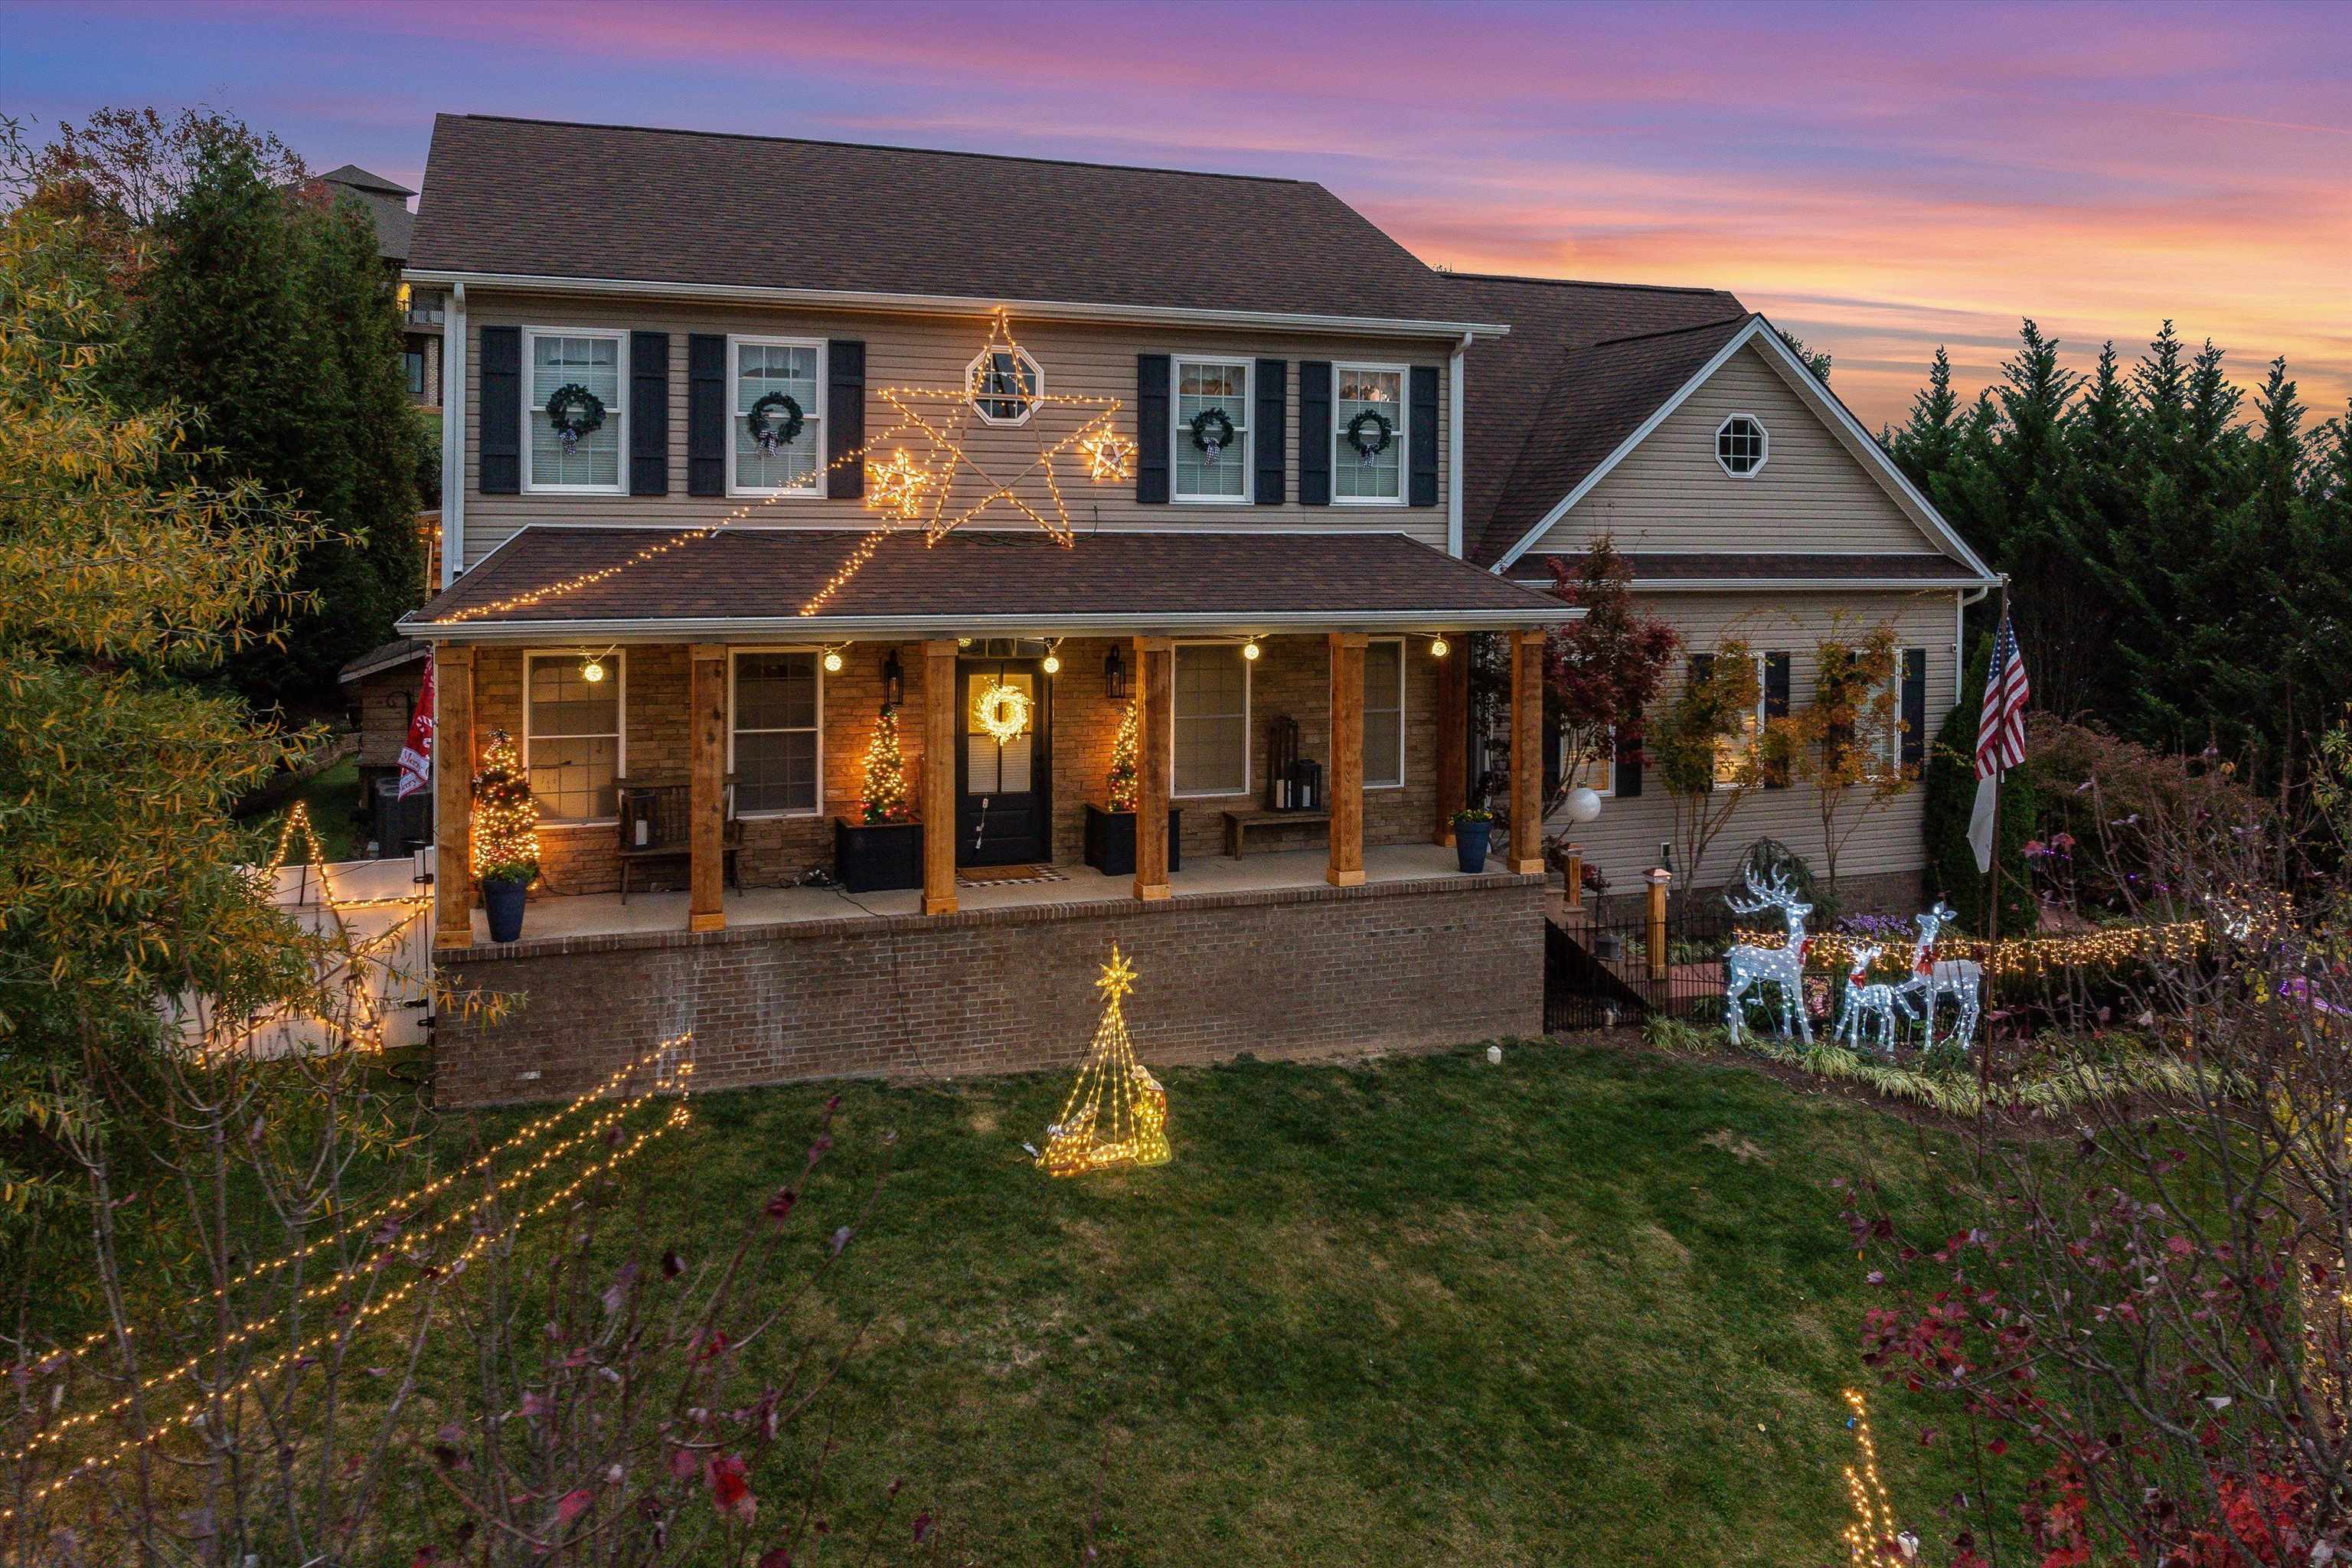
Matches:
[1581,312,1758,350]
[1447,270,1735,298]
[446,114,1313,188]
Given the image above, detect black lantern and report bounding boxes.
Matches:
[881,649,903,707]
[1102,645,1129,701]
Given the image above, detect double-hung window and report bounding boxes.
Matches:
[1334,364,1406,504]
[1877,650,1919,773]
[730,337,824,496]
[525,652,623,823]
[1174,358,1250,502]
[730,651,822,815]
[1364,637,1405,788]
[1173,642,1250,796]
[524,328,626,493]
[1560,725,1615,797]
[1712,653,1771,788]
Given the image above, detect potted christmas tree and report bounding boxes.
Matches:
[471,729,540,942]
[1083,700,1181,877]
[834,703,923,892]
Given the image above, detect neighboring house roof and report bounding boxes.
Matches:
[1510,553,1994,590]
[406,116,1488,330]
[317,163,415,262]
[339,637,429,684]
[400,527,1577,638]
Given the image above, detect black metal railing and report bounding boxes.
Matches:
[1544,904,1740,1033]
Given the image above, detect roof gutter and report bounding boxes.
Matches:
[1515,577,2000,593]
[399,268,1512,341]
[399,606,1581,643]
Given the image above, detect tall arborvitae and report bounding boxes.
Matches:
[1886,345,1961,494]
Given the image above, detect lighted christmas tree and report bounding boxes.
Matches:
[1106,699,1138,812]
[1039,945,1169,1177]
[469,728,541,885]
[861,704,912,823]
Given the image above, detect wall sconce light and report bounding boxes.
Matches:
[1103,645,1129,700]
[881,650,903,707]
[1241,639,1262,662]
[1429,636,1450,658]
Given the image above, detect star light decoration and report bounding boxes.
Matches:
[1039,945,1170,1178]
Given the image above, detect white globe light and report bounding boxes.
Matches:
[1564,786,1604,824]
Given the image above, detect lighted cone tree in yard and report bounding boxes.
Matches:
[1106,699,1139,812]
[469,727,541,883]
[1039,944,1169,1177]
[862,703,912,822]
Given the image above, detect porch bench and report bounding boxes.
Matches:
[1222,808,1329,858]
[616,777,742,904]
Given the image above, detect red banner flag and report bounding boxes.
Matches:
[396,655,435,800]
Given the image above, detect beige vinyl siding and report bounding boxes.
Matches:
[1537,586,1962,894]
[1527,344,1942,557]
[458,292,1451,570]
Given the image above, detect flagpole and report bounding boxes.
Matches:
[1978,573,2010,1095]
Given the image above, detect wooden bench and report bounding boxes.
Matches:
[616,777,742,903]
[1221,808,1330,858]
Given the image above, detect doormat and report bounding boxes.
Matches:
[956,864,1067,887]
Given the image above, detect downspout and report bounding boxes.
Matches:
[439,281,466,589]
[1446,331,1469,557]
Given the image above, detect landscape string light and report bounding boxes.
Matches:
[1731,920,2208,978]
[1039,946,1170,1177]
[1839,1389,1910,1565]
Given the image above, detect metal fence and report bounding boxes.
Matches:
[1544,903,1743,1034]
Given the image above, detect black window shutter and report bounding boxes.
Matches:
[1298,360,1333,505]
[1408,364,1440,508]
[1136,354,1171,505]
[827,339,865,498]
[1900,647,1929,767]
[1253,358,1286,505]
[629,331,668,496]
[478,325,521,494]
[1762,652,1793,787]
[1613,726,1642,798]
[687,334,727,497]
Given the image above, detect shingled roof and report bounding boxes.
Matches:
[407,116,1480,326]
[317,164,416,262]
[401,527,1575,636]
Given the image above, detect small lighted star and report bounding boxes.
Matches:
[1081,426,1135,482]
[1095,944,1136,1005]
[865,448,933,520]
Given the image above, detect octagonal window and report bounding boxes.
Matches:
[968,346,1043,426]
[1715,413,1768,477]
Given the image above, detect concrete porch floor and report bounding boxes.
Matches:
[477,841,1491,945]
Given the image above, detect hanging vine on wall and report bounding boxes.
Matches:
[544,384,607,453]
[1188,407,1236,463]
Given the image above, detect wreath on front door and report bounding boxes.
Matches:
[747,392,806,454]
[1187,407,1237,464]
[1345,407,1395,462]
[973,680,1032,745]
[544,384,607,453]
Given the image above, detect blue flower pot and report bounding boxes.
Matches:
[482,877,528,944]
[1455,820,1491,873]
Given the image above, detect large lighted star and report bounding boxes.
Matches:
[1095,943,1137,1005]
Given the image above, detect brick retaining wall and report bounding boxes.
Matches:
[434,873,1545,1107]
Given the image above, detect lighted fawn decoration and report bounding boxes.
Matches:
[1897,899,1982,1054]
[1723,866,1816,1044]
[1834,946,1919,1055]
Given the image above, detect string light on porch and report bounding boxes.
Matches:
[1040,639,1063,676]
[822,645,846,675]
[1039,945,1170,1178]
[1429,637,1450,658]
[1241,639,1262,662]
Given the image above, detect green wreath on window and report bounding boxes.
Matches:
[544,384,607,452]
[748,392,806,453]
[1187,407,1237,463]
[1344,407,1395,462]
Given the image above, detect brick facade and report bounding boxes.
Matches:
[433,873,1545,1107]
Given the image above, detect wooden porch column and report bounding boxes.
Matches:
[1432,634,1467,846]
[922,639,959,915]
[1509,629,1546,874]
[688,644,727,934]
[433,642,476,950]
[1133,637,1173,902]
[1328,632,1367,887]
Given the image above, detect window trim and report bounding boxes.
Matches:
[1711,651,1772,791]
[1331,361,1410,508]
[1170,638,1253,799]
[1559,722,1616,800]
[726,334,828,499]
[1364,635,1407,789]
[1713,412,1769,479]
[726,645,826,820]
[1170,354,1253,505]
[966,344,1043,428]
[1877,646,1920,773]
[521,326,629,495]
[521,648,627,828]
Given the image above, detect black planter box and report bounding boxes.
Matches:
[1083,803,1182,877]
[834,817,924,893]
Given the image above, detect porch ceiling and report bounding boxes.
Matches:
[402,527,1579,642]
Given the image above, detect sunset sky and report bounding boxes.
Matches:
[7,0,2347,429]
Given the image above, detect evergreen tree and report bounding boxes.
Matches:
[1106,699,1139,812]
[861,704,911,822]
[1886,345,1960,493]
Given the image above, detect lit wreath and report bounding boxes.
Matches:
[1187,407,1236,463]
[1345,407,1394,462]
[973,680,1032,744]
[747,392,805,453]
[544,384,607,452]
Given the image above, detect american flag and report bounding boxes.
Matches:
[1975,612,2030,776]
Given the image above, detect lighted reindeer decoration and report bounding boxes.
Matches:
[1723,866,1815,1044]
[1834,946,1919,1055]
[1897,899,1982,1054]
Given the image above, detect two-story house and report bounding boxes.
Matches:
[397,115,1992,1106]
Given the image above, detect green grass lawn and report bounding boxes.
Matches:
[448,1039,1992,1566]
